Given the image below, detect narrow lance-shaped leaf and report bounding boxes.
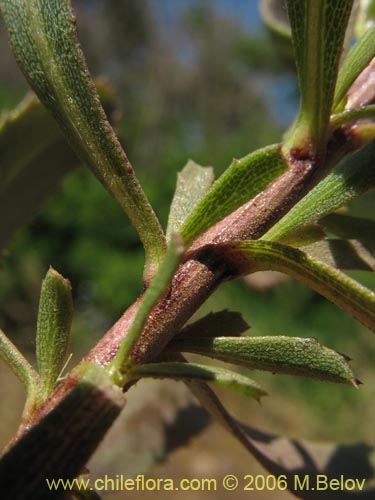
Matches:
[263,138,375,243]
[333,25,375,111]
[36,267,73,403]
[166,160,214,242]
[301,239,375,271]
[178,310,249,339]
[0,363,125,499]
[0,0,166,280]
[320,213,375,247]
[128,362,266,402]
[167,336,357,386]
[108,236,185,383]
[284,0,353,158]
[218,240,375,332]
[180,144,287,245]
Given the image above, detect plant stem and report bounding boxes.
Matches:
[22,131,361,428]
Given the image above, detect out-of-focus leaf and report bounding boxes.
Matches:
[284,0,353,157]
[178,310,249,339]
[302,239,375,271]
[334,25,375,110]
[36,267,73,403]
[0,364,125,499]
[129,362,267,402]
[263,139,375,242]
[0,95,80,252]
[0,81,116,253]
[259,0,291,38]
[185,380,375,499]
[0,0,166,280]
[88,379,210,478]
[168,335,357,385]
[180,144,287,245]
[320,213,375,247]
[218,240,375,332]
[278,224,325,247]
[166,160,214,242]
[355,0,375,37]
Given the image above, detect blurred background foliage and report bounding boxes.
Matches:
[0,1,374,497]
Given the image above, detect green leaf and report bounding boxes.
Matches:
[284,0,353,157]
[0,0,166,280]
[178,310,249,339]
[0,363,125,499]
[320,213,375,246]
[129,362,267,402]
[334,25,375,111]
[0,329,39,417]
[167,336,357,386]
[0,94,80,252]
[180,144,287,245]
[263,138,375,242]
[166,160,214,242]
[301,239,375,271]
[330,104,375,129]
[108,236,185,381]
[219,240,375,332]
[278,224,325,247]
[36,267,73,403]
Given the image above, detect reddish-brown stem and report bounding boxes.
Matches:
[25,130,361,428]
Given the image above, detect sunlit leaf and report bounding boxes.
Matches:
[219,240,375,332]
[168,335,357,385]
[263,138,375,242]
[178,310,249,338]
[36,267,73,403]
[180,144,287,245]
[302,239,375,271]
[334,25,375,110]
[128,362,267,402]
[284,0,353,157]
[166,160,214,242]
[0,0,166,279]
